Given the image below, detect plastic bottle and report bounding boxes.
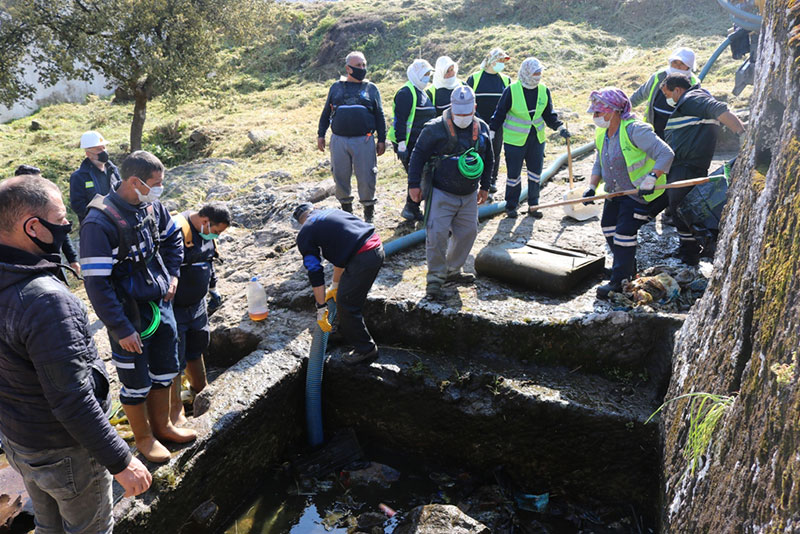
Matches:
[247,276,269,321]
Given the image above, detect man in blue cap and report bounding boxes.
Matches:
[407,85,493,300]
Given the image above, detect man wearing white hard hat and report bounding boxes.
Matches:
[630,47,700,139]
[69,131,121,222]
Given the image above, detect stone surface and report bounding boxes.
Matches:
[659,2,800,532]
[394,504,490,534]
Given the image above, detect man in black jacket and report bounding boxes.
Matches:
[657,73,745,264]
[69,131,122,223]
[408,86,493,300]
[0,175,150,533]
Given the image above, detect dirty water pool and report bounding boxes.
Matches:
[219,444,653,534]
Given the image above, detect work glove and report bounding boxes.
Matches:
[316,306,332,333]
[489,130,496,142]
[558,125,571,139]
[207,289,222,313]
[397,141,407,162]
[582,188,596,205]
[325,282,338,302]
[638,173,657,197]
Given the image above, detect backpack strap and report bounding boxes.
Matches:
[87,195,133,263]
[172,213,194,249]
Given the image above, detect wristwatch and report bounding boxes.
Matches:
[316,301,327,309]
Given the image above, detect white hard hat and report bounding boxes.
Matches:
[80,131,108,149]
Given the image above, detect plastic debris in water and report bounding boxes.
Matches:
[379,503,396,517]
[514,492,549,512]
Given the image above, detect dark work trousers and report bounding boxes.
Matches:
[174,299,210,370]
[649,163,707,255]
[337,245,385,353]
[396,139,422,210]
[601,196,652,285]
[491,128,504,183]
[504,137,545,210]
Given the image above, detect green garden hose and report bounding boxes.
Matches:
[140,301,161,340]
[458,147,484,179]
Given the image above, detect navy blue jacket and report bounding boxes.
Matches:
[318,81,386,142]
[408,116,494,196]
[80,192,183,340]
[69,159,121,222]
[174,211,217,308]
[0,244,131,474]
[296,209,375,288]
[664,85,729,171]
[489,85,563,139]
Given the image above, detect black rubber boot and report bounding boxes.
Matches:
[363,204,374,223]
[340,202,353,213]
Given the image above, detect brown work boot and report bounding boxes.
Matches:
[147,387,197,444]
[186,358,207,394]
[123,402,170,463]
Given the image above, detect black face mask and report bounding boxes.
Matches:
[97,151,109,163]
[24,216,72,255]
[348,66,367,81]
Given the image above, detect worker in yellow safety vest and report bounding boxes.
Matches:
[489,57,570,218]
[389,59,436,221]
[630,47,700,139]
[584,88,675,300]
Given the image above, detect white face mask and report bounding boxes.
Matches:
[666,97,677,107]
[666,66,691,77]
[136,178,163,203]
[593,116,611,128]
[493,62,505,73]
[453,114,474,129]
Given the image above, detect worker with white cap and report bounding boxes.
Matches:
[389,59,437,221]
[406,85,493,300]
[630,47,700,139]
[466,47,512,193]
[69,131,121,222]
[490,57,571,218]
[427,56,463,116]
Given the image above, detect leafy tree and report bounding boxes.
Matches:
[0,0,271,151]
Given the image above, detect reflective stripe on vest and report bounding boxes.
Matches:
[388,81,417,144]
[502,81,548,146]
[468,70,510,98]
[644,70,700,123]
[595,119,666,202]
[427,87,436,107]
[85,180,94,188]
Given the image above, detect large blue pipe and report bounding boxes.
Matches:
[305,300,336,447]
[698,36,733,82]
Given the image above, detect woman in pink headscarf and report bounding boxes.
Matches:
[585,87,675,299]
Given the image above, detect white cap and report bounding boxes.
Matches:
[80,131,107,149]
[668,47,696,71]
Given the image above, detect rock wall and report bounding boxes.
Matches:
[660,1,800,532]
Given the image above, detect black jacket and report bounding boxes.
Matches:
[407,115,494,196]
[318,80,386,142]
[69,159,121,222]
[664,85,729,171]
[0,244,131,474]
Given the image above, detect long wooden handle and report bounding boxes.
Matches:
[566,137,574,189]
[531,176,720,211]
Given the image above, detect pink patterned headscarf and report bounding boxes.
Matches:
[586,87,635,120]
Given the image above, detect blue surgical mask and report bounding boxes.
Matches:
[421,75,431,85]
[199,222,219,241]
[494,62,505,73]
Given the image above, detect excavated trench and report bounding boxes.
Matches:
[112,297,683,533]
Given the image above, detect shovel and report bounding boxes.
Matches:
[561,137,602,221]
[530,175,722,212]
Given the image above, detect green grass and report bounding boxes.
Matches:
[0,0,751,220]
[647,391,736,476]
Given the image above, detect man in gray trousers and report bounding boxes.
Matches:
[317,51,386,223]
[407,86,493,300]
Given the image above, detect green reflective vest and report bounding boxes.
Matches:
[502,81,548,146]
[595,119,666,202]
[388,81,416,144]
[644,69,700,124]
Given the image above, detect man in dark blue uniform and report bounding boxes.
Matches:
[80,150,195,463]
[69,131,121,222]
[294,204,384,365]
[168,202,230,426]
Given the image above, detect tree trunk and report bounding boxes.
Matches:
[130,77,152,152]
[660,1,800,531]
